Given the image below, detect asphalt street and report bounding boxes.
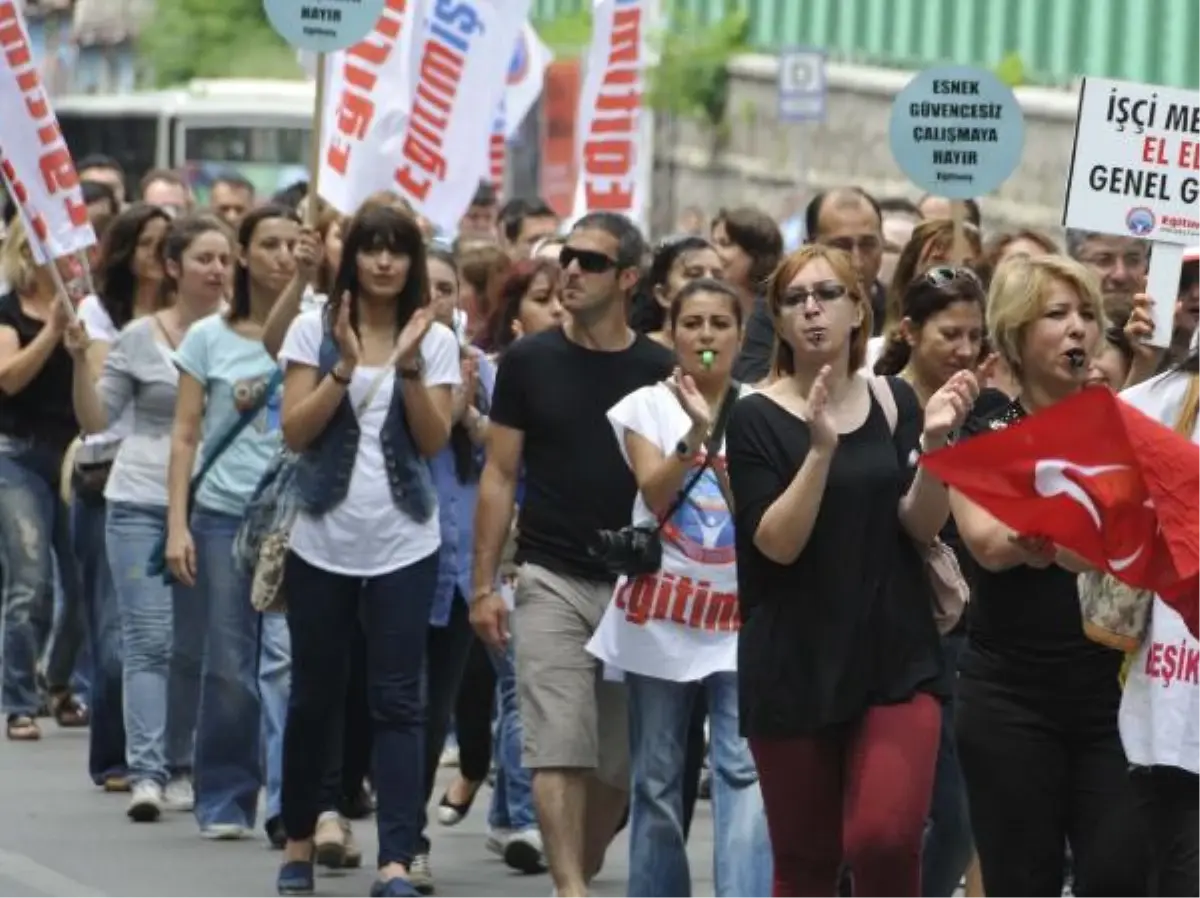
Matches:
[0,724,718,897]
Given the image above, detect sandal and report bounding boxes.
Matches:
[49,691,90,728]
[6,714,41,741]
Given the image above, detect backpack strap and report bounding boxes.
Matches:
[866,374,898,435]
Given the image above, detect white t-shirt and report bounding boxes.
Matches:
[278,309,461,577]
[1117,369,1199,773]
[76,294,134,455]
[587,381,749,682]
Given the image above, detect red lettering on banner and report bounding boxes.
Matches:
[325,0,409,176]
[0,0,87,231]
[581,5,643,213]
[617,573,741,632]
[1144,639,1200,687]
[393,38,466,199]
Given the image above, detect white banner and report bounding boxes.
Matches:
[0,0,95,262]
[504,23,552,139]
[391,0,530,233]
[488,95,506,187]
[317,0,422,216]
[570,0,653,232]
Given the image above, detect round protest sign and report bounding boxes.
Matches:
[888,66,1025,198]
[263,0,384,52]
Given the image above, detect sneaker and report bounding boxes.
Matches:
[314,811,347,869]
[485,827,513,857]
[201,823,250,840]
[503,828,547,874]
[407,853,434,895]
[127,781,163,823]
[276,858,314,896]
[341,818,363,869]
[163,777,194,812]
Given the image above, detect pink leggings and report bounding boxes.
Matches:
[750,693,941,897]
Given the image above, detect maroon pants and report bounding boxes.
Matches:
[750,692,941,897]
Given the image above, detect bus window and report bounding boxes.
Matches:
[59,112,161,201]
[182,124,310,206]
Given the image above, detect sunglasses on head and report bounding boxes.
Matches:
[924,266,983,290]
[559,245,619,274]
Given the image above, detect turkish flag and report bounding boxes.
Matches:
[921,387,1199,637]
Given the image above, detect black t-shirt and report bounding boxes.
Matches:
[490,327,674,582]
[0,292,76,453]
[955,390,1123,695]
[728,378,944,739]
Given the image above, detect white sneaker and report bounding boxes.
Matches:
[163,777,194,812]
[504,828,547,874]
[408,852,434,895]
[127,781,163,823]
[200,823,250,840]
[485,826,513,857]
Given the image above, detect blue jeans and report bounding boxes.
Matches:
[281,549,438,868]
[486,640,535,832]
[0,445,84,716]
[191,506,262,828]
[72,493,125,782]
[627,672,772,898]
[107,501,203,785]
[921,630,975,897]
[259,611,291,821]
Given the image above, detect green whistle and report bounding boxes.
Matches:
[701,350,715,369]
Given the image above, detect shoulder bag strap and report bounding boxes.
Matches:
[867,374,899,435]
[653,381,741,535]
[186,367,283,505]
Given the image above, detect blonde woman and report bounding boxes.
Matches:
[950,254,1149,896]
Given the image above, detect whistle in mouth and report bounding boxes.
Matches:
[701,350,715,369]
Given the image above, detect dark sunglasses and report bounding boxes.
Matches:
[924,266,983,290]
[780,280,848,307]
[559,245,619,274]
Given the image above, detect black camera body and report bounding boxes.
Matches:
[589,525,664,577]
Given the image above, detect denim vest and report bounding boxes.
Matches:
[293,332,436,521]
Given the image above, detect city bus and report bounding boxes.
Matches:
[55,79,316,204]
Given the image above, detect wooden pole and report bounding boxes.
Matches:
[305,52,327,229]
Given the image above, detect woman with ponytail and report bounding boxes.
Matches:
[874,265,988,897]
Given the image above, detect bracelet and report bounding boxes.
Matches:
[330,366,353,386]
[398,364,422,381]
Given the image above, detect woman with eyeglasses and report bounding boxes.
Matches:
[949,254,1150,896]
[727,245,978,896]
[874,265,988,897]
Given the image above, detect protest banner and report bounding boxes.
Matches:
[316,0,421,216]
[1063,78,1199,348]
[889,65,1025,261]
[263,0,386,224]
[391,0,531,234]
[0,0,96,264]
[570,0,655,232]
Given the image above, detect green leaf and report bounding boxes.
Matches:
[138,0,302,85]
[993,52,1026,88]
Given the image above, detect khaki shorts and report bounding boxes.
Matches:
[512,562,629,789]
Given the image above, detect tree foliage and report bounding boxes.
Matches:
[138,0,303,86]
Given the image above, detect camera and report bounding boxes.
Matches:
[589,525,664,577]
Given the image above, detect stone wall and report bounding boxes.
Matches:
[649,53,1081,239]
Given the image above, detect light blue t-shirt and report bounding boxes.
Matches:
[173,314,282,517]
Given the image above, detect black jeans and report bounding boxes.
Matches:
[281,550,438,868]
[417,593,476,854]
[956,670,1150,896]
[317,621,371,814]
[1131,766,1198,896]
[455,635,496,783]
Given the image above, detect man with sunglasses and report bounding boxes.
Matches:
[471,211,673,897]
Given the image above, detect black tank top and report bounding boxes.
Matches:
[0,292,78,453]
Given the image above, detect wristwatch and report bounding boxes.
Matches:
[330,364,353,386]
[397,357,423,380]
